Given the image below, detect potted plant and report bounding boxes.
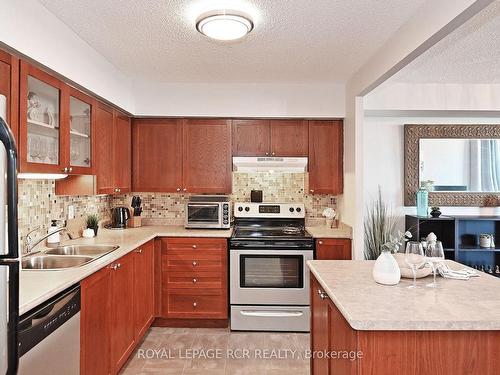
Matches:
[86,214,100,236]
[322,207,336,228]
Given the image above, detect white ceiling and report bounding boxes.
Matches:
[38,0,427,84]
[391,0,500,84]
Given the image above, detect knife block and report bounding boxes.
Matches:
[128,216,142,228]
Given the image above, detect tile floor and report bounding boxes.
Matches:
[120,327,310,375]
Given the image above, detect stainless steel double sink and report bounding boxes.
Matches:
[22,245,119,270]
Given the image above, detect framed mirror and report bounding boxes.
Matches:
[404,124,500,206]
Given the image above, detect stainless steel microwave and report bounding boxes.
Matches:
[185,196,231,229]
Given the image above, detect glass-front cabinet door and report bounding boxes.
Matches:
[69,89,94,174]
[20,61,68,173]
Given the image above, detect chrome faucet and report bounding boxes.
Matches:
[24,226,67,255]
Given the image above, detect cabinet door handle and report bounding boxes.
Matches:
[192,261,197,266]
[318,241,323,245]
[68,167,73,172]
[271,152,275,156]
[265,152,269,156]
[176,188,181,192]
[183,188,187,192]
[62,167,68,173]
[193,278,197,284]
[110,264,119,270]
[135,249,142,254]
[317,289,329,300]
[193,302,197,308]
[310,189,314,193]
[192,245,197,249]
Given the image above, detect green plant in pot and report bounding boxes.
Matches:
[86,214,100,236]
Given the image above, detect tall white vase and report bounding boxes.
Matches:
[372,250,401,285]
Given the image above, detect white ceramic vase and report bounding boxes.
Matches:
[372,250,401,285]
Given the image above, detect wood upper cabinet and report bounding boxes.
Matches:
[0,50,19,144]
[308,120,343,194]
[270,120,308,156]
[95,103,115,194]
[81,266,111,375]
[19,61,69,174]
[183,119,232,193]
[231,119,308,157]
[316,238,352,260]
[133,118,183,192]
[134,240,155,340]
[68,88,94,175]
[232,119,270,156]
[113,111,131,193]
[110,252,136,374]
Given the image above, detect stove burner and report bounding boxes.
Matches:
[282,226,302,235]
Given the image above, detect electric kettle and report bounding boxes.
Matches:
[111,207,130,228]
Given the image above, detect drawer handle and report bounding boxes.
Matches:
[240,310,304,318]
[318,241,323,245]
[317,289,329,300]
[192,245,197,249]
[192,261,197,266]
[135,249,142,254]
[193,302,197,308]
[193,278,197,283]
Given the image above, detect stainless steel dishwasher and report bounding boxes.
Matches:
[18,284,81,375]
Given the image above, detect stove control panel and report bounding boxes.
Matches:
[234,203,305,218]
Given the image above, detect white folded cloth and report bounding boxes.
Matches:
[436,263,479,280]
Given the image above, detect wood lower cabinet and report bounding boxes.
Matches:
[183,119,232,193]
[161,237,228,320]
[308,120,343,194]
[81,266,111,375]
[316,238,351,260]
[311,274,500,375]
[270,119,308,156]
[0,50,19,143]
[134,240,155,339]
[132,118,183,192]
[81,243,155,375]
[110,252,135,374]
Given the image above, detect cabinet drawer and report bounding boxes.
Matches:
[164,238,227,252]
[163,251,224,272]
[164,289,227,319]
[164,271,223,289]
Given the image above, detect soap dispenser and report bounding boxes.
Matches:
[47,220,60,244]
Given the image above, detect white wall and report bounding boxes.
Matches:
[132,81,345,117]
[365,83,500,111]
[363,115,500,233]
[0,0,134,112]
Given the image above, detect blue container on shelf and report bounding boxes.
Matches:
[416,189,428,217]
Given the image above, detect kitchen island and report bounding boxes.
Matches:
[307,260,500,375]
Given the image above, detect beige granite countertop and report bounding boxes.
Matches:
[306,222,352,239]
[307,260,500,331]
[20,225,232,315]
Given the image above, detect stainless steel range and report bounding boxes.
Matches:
[230,202,314,332]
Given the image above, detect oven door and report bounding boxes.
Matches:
[185,203,222,228]
[230,249,313,305]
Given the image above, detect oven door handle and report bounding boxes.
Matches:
[239,310,304,318]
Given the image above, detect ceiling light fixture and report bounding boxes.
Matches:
[196,11,253,41]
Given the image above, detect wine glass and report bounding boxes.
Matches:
[425,241,445,288]
[405,241,425,289]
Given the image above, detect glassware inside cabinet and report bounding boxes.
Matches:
[69,96,91,168]
[26,76,60,165]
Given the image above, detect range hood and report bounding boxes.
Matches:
[232,157,308,172]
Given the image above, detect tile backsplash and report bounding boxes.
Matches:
[18,179,111,251]
[112,172,338,222]
[18,172,338,250]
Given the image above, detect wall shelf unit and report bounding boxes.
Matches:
[405,215,500,274]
